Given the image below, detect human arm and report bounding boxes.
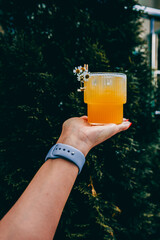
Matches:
[0,116,131,240]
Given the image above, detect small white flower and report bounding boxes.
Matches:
[80,67,86,72]
[77,75,84,82]
[73,66,82,75]
[73,65,90,83]
[73,67,78,75]
[84,72,90,81]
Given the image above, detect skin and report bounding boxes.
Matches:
[0,116,131,240]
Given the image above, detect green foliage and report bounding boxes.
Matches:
[0,0,160,239]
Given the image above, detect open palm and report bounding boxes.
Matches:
[57,116,131,156]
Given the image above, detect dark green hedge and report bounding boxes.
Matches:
[0,0,160,239]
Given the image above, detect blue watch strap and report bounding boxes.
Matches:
[45,143,85,174]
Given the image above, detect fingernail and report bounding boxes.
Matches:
[128,122,132,128]
[125,119,129,121]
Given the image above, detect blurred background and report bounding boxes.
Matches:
[0,0,160,239]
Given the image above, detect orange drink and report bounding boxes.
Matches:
[84,73,127,124]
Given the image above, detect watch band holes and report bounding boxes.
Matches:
[59,148,61,150]
[63,149,66,151]
[67,150,70,153]
[71,152,75,155]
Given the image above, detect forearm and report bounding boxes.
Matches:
[0,117,131,240]
[0,159,78,240]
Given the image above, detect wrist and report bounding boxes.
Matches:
[45,143,86,174]
[56,137,90,157]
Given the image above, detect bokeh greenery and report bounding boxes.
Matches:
[0,0,160,239]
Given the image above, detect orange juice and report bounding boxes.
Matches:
[84,73,127,124]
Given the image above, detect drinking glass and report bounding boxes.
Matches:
[83,73,127,124]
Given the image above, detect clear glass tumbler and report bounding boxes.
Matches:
[83,73,127,124]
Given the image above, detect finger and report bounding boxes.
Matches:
[123,118,129,122]
[80,116,88,121]
[117,121,132,132]
[96,122,131,143]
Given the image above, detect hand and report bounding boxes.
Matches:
[57,116,132,156]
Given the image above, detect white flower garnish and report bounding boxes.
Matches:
[73,66,83,75]
[73,64,90,82]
